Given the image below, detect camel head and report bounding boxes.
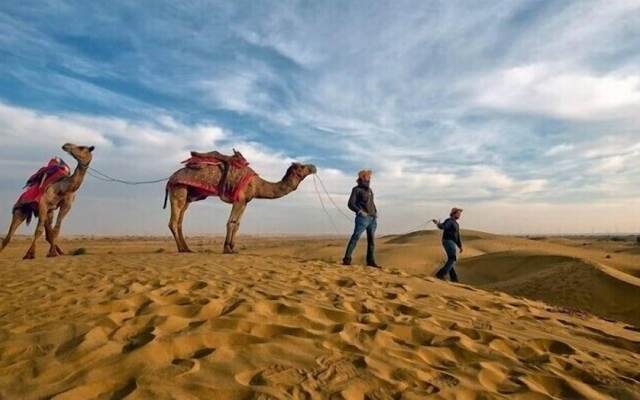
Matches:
[285,162,316,185]
[62,143,94,166]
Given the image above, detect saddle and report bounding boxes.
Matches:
[189,150,232,162]
[14,158,71,223]
[169,149,256,203]
[183,149,249,169]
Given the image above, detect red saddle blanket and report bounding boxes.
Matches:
[15,160,70,207]
[168,154,256,203]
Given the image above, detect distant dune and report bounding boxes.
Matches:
[0,234,639,399]
[345,229,640,327]
[458,252,640,327]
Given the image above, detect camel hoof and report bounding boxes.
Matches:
[55,246,65,255]
[23,253,35,260]
[223,248,236,254]
[179,249,194,253]
[47,252,58,258]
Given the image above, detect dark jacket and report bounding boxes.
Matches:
[347,182,377,217]
[437,218,462,248]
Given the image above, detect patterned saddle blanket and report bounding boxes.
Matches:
[168,150,256,203]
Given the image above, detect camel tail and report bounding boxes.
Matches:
[163,186,169,209]
[14,204,33,226]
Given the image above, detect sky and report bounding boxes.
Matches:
[1,0,639,236]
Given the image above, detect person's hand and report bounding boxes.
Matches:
[459,247,464,253]
[358,210,368,217]
[431,219,439,225]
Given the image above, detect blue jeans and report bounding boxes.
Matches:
[436,240,459,282]
[344,214,377,264]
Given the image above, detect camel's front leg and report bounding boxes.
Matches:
[24,204,48,259]
[223,202,247,254]
[177,201,193,253]
[48,202,71,257]
[45,209,56,257]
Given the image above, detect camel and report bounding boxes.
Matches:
[0,143,94,259]
[164,151,316,254]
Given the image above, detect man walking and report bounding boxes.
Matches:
[432,208,463,282]
[342,170,380,268]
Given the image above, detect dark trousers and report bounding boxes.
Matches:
[436,240,459,282]
[344,214,377,264]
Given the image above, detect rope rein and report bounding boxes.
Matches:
[311,174,432,235]
[314,174,353,222]
[86,167,433,236]
[312,175,342,235]
[88,167,169,185]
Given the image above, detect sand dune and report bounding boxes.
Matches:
[328,230,640,327]
[1,236,639,399]
[457,252,640,327]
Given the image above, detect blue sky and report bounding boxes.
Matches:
[1,1,639,235]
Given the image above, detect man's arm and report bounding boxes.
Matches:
[438,219,452,230]
[347,188,360,213]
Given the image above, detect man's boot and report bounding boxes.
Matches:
[367,260,381,268]
[342,257,352,266]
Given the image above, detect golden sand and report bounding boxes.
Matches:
[0,233,638,399]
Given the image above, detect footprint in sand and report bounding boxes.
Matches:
[172,358,196,373]
[192,347,215,359]
[121,327,155,353]
[110,378,137,400]
[249,364,307,386]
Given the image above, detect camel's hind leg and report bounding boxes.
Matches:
[1,208,27,253]
[168,186,191,253]
[23,203,48,259]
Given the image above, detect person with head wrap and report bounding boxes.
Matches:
[342,169,380,268]
[432,208,464,282]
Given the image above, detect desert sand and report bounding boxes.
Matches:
[0,232,639,399]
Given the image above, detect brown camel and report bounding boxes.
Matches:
[0,143,94,259]
[164,153,316,254]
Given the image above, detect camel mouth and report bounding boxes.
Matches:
[309,165,317,174]
[61,143,73,153]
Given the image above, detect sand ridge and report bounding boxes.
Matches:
[1,241,639,399]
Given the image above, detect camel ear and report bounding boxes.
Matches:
[88,146,95,152]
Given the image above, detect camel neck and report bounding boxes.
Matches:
[253,174,300,199]
[68,161,88,191]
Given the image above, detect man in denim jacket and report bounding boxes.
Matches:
[342,170,380,268]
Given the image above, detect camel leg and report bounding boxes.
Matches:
[24,205,48,259]
[169,186,190,253]
[223,202,247,254]
[177,200,193,253]
[45,210,56,257]
[1,208,27,253]
[47,202,71,258]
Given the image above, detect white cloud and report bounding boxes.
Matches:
[476,64,640,120]
[545,144,574,156]
[0,102,297,182]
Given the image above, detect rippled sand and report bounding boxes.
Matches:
[0,235,639,399]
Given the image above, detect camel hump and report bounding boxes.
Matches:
[188,149,249,168]
[190,150,231,161]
